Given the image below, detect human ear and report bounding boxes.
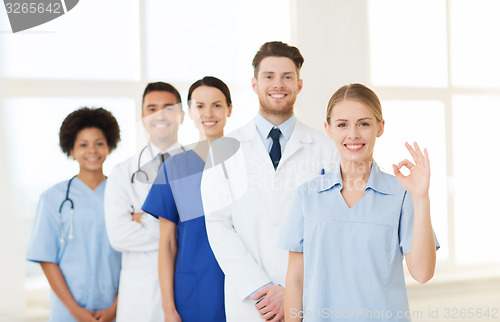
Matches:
[377,119,385,137]
[251,77,258,94]
[179,110,185,124]
[324,121,334,139]
[297,79,303,93]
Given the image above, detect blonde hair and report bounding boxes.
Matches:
[326,83,383,124]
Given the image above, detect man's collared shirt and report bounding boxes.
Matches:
[255,113,296,155]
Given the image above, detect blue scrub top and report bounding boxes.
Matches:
[26,178,121,322]
[279,161,439,322]
[142,150,225,322]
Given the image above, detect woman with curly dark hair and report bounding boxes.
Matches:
[27,107,122,322]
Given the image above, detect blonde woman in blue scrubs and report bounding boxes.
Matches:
[280,84,439,322]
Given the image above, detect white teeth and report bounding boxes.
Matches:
[154,124,167,128]
[203,122,216,126]
[270,94,285,98]
[346,144,363,149]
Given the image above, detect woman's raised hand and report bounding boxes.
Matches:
[392,142,430,199]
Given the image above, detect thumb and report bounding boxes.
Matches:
[392,164,403,180]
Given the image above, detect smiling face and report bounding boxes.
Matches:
[251,56,302,122]
[70,127,110,173]
[188,86,232,140]
[142,91,184,149]
[325,99,385,164]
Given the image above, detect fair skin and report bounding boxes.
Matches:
[251,56,303,126]
[133,90,185,224]
[158,85,231,322]
[41,127,118,322]
[142,91,185,152]
[248,55,303,322]
[284,99,436,321]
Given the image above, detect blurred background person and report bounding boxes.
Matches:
[142,76,232,322]
[26,107,122,322]
[104,82,185,322]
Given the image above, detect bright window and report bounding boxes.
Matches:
[369,0,500,266]
[1,98,137,213]
[375,100,448,260]
[369,0,448,88]
[452,95,500,264]
[0,0,140,80]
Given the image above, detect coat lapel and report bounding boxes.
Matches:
[277,121,312,170]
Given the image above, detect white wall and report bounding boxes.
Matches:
[292,0,370,132]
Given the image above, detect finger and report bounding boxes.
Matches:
[262,311,276,321]
[424,148,430,168]
[251,286,269,301]
[393,164,403,179]
[258,305,273,319]
[413,142,425,164]
[398,159,415,169]
[404,142,420,164]
[255,297,267,310]
[268,313,282,322]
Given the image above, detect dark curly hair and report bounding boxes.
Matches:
[59,107,121,156]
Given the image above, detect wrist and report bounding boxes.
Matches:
[67,302,82,314]
[162,302,177,314]
[410,193,430,202]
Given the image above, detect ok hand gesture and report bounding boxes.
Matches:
[392,142,430,199]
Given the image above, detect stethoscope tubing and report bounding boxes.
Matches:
[59,175,76,243]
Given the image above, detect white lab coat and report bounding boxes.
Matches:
[201,119,338,322]
[104,143,183,322]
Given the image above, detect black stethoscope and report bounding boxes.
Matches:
[130,144,185,183]
[58,175,76,243]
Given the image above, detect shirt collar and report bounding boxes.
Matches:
[255,112,296,141]
[149,141,182,157]
[318,161,393,195]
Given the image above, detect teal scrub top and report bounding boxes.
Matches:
[26,178,121,322]
[279,161,439,322]
[142,150,225,322]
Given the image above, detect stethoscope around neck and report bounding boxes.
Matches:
[59,175,76,243]
[130,144,185,184]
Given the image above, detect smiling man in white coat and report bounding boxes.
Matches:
[104,82,185,322]
[202,42,339,322]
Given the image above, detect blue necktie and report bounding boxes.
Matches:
[269,128,282,170]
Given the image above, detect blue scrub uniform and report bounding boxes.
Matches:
[26,178,121,322]
[142,150,225,322]
[279,162,439,322]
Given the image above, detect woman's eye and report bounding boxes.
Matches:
[97,142,104,146]
[80,144,87,147]
[337,123,347,128]
[360,122,370,127]
[196,105,203,109]
[215,104,222,108]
